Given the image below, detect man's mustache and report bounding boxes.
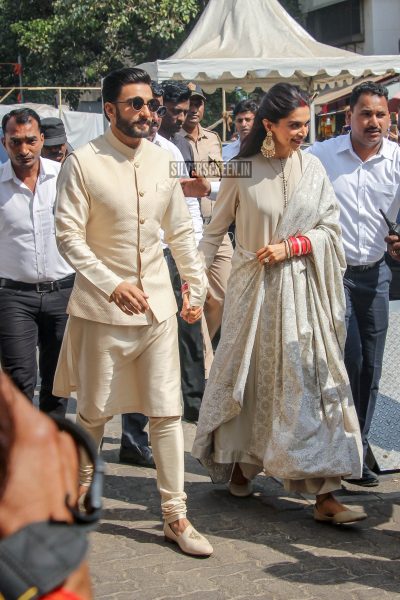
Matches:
[365,127,380,133]
[134,118,152,126]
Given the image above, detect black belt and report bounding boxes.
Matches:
[346,257,384,272]
[0,273,75,293]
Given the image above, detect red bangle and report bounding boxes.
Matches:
[302,235,312,255]
[289,236,301,256]
[297,235,312,256]
[181,282,189,295]
[288,235,312,258]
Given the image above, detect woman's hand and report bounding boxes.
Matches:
[180,292,203,323]
[256,242,287,266]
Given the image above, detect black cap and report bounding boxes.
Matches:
[41,118,67,146]
[187,82,206,101]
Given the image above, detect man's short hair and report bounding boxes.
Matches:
[102,67,151,105]
[151,81,164,98]
[2,108,41,134]
[349,81,388,109]
[233,99,258,119]
[161,81,191,104]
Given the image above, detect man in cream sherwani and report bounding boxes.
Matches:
[53,67,212,557]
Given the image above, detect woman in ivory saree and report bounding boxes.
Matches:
[192,84,366,524]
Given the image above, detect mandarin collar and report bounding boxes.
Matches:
[105,127,144,160]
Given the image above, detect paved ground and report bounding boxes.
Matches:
[80,410,400,600]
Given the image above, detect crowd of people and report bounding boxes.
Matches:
[1,68,400,597]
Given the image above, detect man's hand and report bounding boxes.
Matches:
[180,173,211,197]
[110,281,149,315]
[386,234,400,262]
[180,292,202,323]
[256,242,287,266]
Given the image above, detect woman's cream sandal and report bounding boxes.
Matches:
[229,481,253,497]
[314,505,367,524]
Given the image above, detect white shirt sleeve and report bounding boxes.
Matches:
[155,134,204,245]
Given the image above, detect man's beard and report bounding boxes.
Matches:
[115,107,151,139]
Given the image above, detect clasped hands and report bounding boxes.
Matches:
[110,281,202,323]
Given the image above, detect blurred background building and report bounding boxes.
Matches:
[300,0,400,55]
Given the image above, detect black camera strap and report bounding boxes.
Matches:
[0,520,95,600]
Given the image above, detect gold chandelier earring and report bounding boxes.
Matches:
[261,130,275,158]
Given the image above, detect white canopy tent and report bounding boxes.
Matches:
[138,0,400,140]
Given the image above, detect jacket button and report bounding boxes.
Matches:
[139,191,144,197]
[140,218,145,224]
[140,247,145,253]
[134,162,140,168]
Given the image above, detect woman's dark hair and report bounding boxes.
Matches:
[238,83,309,158]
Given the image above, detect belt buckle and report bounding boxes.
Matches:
[35,281,55,293]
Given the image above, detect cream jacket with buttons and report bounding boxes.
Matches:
[55,128,208,326]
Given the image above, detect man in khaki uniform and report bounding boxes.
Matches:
[53,67,212,557]
[181,84,233,374]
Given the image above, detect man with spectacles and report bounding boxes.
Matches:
[223,99,258,161]
[54,67,212,557]
[119,81,204,464]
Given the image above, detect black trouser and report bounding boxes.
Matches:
[0,282,73,416]
[344,260,391,462]
[164,248,205,419]
[121,413,149,451]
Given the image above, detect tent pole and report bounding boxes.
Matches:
[222,88,226,142]
[58,88,62,118]
[309,99,316,144]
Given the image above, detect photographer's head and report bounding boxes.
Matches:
[0,373,96,599]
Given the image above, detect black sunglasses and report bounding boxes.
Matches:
[157,106,167,117]
[114,96,161,112]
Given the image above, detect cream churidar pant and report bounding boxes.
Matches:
[54,315,187,523]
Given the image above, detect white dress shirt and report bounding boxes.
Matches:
[0,157,73,282]
[222,136,241,162]
[154,132,203,246]
[308,135,400,265]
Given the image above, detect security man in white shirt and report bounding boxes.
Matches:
[0,108,74,416]
[309,81,400,486]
